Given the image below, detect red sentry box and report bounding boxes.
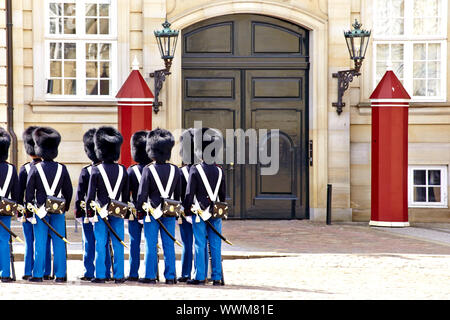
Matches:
[369,68,411,227]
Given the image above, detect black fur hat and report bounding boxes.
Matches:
[194,127,223,162]
[146,128,174,163]
[0,128,11,162]
[33,127,61,160]
[131,130,151,165]
[94,126,123,162]
[22,126,39,156]
[179,128,199,165]
[83,128,99,164]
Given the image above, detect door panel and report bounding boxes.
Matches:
[182,14,309,219]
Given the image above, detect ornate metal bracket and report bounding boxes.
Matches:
[332,69,361,115]
[149,68,171,114]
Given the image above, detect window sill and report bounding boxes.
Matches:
[355,102,450,116]
[30,100,117,114]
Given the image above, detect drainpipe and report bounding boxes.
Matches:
[6,0,18,166]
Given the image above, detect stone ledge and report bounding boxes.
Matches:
[355,102,450,116]
[29,101,118,114]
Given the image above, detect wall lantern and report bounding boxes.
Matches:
[332,19,371,115]
[150,19,179,114]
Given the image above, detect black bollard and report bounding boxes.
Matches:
[326,184,332,225]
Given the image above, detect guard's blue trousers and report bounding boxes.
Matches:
[22,221,52,277]
[143,216,176,281]
[179,219,193,278]
[33,214,66,279]
[94,216,124,280]
[81,222,95,278]
[128,219,143,278]
[192,217,222,281]
[0,216,11,278]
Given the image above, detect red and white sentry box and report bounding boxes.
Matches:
[116,57,154,167]
[369,66,411,227]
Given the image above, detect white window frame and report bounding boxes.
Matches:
[408,165,448,208]
[44,0,118,101]
[372,0,448,102]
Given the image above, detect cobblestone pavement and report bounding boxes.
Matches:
[2,220,450,300]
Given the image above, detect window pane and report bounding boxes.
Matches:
[391,44,404,61]
[413,80,426,96]
[86,62,98,78]
[376,44,389,60]
[50,43,62,59]
[50,61,62,77]
[427,79,440,96]
[64,61,76,77]
[64,79,76,95]
[63,43,76,59]
[100,80,110,95]
[427,61,440,78]
[49,17,62,34]
[86,4,97,16]
[414,170,426,185]
[428,187,441,202]
[428,170,441,185]
[64,3,76,16]
[393,61,404,79]
[49,3,62,17]
[86,80,98,95]
[99,18,109,34]
[86,18,98,34]
[64,18,76,34]
[414,187,427,202]
[414,44,426,60]
[100,62,109,78]
[99,4,110,17]
[428,44,441,60]
[413,62,426,78]
[86,43,98,60]
[99,44,110,60]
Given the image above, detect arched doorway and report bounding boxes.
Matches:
[182,14,309,219]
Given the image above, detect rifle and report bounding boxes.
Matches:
[90,201,128,249]
[142,202,182,247]
[27,203,71,244]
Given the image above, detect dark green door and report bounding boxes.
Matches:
[182,14,309,219]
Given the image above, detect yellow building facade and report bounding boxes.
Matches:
[0,0,449,222]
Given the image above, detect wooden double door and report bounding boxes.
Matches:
[182,14,309,219]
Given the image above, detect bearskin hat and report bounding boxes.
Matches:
[194,127,223,162]
[83,128,99,164]
[22,126,39,156]
[94,126,123,163]
[179,128,199,165]
[0,128,11,162]
[131,130,151,165]
[146,128,174,163]
[33,127,61,160]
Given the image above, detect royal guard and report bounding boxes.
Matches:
[184,128,227,285]
[0,128,19,282]
[25,127,73,282]
[136,128,181,284]
[126,130,151,281]
[18,126,52,281]
[177,128,203,282]
[74,128,112,281]
[86,126,129,284]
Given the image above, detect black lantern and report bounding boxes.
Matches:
[150,19,180,114]
[332,20,371,115]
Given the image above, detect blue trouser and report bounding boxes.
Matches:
[94,216,124,280]
[81,222,95,278]
[23,221,52,277]
[128,219,143,278]
[179,219,193,278]
[32,214,66,279]
[0,216,11,278]
[192,217,222,281]
[143,216,176,280]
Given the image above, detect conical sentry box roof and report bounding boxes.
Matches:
[370,70,411,100]
[116,63,154,101]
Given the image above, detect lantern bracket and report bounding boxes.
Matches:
[149,68,171,114]
[332,69,361,115]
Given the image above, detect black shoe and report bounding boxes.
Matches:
[186,279,206,285]
[126,277,139,282]
[29,277,43,283]
[213,280,224,286]
[115,278,126,284]
[165,279,176,285]
[177,276,190,283]
[22,275,32,281]
[138,278,156,284]
[105,277,114,282]
[1,277,13,283]
[55,277,67,283]
[43,275,54,281]
[79,276,93,281]
[91,278,106,284]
